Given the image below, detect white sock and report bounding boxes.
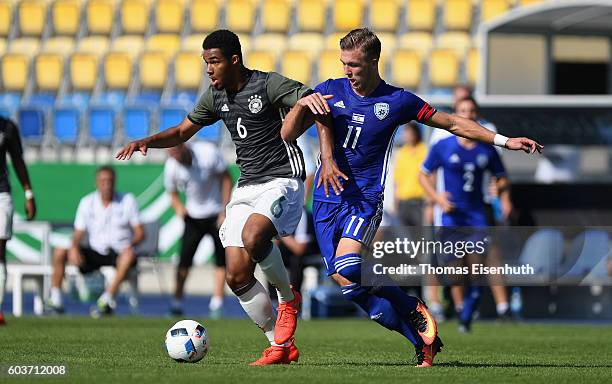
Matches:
[496,302,509,315]
[236,279,276,344]
[99,291,115,308]
[258,243,294,303]
[209,296,223,311]
[0,263,5,311]
[50,287,63,307]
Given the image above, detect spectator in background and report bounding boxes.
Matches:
[164,142,232,318]
[0,116,36,325]
[48,166,144,317]
[393,122,428,227]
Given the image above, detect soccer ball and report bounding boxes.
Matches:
[165,320,209,363]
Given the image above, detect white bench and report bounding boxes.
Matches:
[6,264,52,317]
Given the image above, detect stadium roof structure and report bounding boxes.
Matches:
[477,0,612,103]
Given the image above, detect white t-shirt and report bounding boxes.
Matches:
[164,141,227,219]
[74,191,141,255]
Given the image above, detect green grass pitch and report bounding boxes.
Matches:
[1,317,611,383]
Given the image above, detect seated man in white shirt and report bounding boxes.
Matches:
[48,166,144,316]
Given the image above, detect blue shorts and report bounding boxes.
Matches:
[442,209,488,227]
[312,200,383,275]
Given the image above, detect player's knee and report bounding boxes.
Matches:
[225,269,253,291]
[242,233,270,263]
[333,253,362,284]
[53,248,68,263]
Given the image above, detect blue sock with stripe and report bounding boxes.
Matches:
[334,253,363,283]
[371,285,419,316]
[341,283,421,347]
[460,285,482,324]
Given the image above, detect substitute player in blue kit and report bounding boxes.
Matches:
[280,28,543,367]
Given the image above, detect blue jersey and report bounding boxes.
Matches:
[422,136,506,214]
[313,78,436,204]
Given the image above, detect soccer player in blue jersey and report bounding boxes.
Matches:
[280,28,542,367]
[419,96,512,332]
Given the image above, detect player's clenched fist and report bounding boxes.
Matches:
[116,140,149,160]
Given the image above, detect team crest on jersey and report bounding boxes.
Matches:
[248,95,263,114]
[374,103,389,120]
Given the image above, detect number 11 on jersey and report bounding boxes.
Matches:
[343,125,362,149]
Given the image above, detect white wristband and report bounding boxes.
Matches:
[25,189,34,200]
[493,134,509,148]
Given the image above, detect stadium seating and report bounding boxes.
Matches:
[9,37,40,57]
[2,53,29,92]
[281,51,311,85]
[391,50,422,89]
[155,0,184,34]
[0,1,13,36]
[104,52,132,90]
[34,53,63,93]
[52,106,80,144]
[52,0,80,36]
[377,32,397,56]
[518,0,544,6]
[399,32,433,54]
[261,0,291,33]
[466,48,480,85]
[288,33,324,58]
[77,36,110,55]
[481,0,510,23]
[123,104,152,141]
[120,0,150,35]
[369,0,399,32]
[318,50,344,82]
[87,105,115,143]
[42,37,75,55]
[296,0,325,33]
[226,0,255,33]
[111,35,145,57]
[159,104,188,130]
[436,32,472,57]
[86,0,114,35]
[18,0,47,36]
[252,34,287,60]
[17,106,45,143]
[442,0,473,31]
[174,50,203,102]
[146,34,181,59]
[182,34,204,52]
[334,0,365,32]
[246,51,275,73]
[429,49,459,90]
[196,120,222,142]
[189,0,219,33]
[138,51,167,102]
[406,0,436,31]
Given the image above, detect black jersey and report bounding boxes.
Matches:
[0,117,24,193]
[187,70,313,187]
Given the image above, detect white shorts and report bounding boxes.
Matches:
[219,178,304,248]
[0,192,14,240]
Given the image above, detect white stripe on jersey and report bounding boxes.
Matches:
[283,141,298,177]
[288,141,304,175]
[380,126,400,186]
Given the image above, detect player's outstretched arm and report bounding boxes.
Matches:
[424,111,544,154]
[316,116,348,197]
[116,118,203,160]
[280,93,333,141]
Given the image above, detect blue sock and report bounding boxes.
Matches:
[341,283,422,347]
[460,285,482,324]
[334,253,362,283]
[371,285,419,316]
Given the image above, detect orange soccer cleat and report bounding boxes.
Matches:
[249,339,300,366]
[415,336,443,368]
[274,287,302,345]
[0,311,5,325]
[408,299,438,345]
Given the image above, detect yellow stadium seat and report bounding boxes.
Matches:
[174,51,203,89]
[121,0,150,35]
[0,39,5,56]
[325,32,346,50]
[334,0,364,32]
[237,34,251,54]
[318,50,343,82]
[146,34,181,59]
[19,0,47,36]
[466,48,479,85]
[226,0,254,33]
[252,34,287,59]
[9,38,40,57]
[399,32,433,54]
[190,0,219,33]
[111,35,145,57]
[296,0,325,33]
[86,0,114,35]
[35,53,64,91]
[246,50,275,72]
[71,52,99,90]
[156,0,184,34]
[377,32,397,56]
[429,49,459,88]
[1,54,29,91]
[42,37,75,54]
[288,33,323,58]
[261,0,290,33]
[182,34,204,51]
[518,0,544,6]
[78,36,110,55]
[104,52,133,89]
[0,1,13,36]
[406,0,435,31]
[370,0,399,32]
[436,32,471,57]
[281,50,311,85]
[392,50,422,89]
[140,51,167,89]
[481,0,510,23]
[442,0,472,31]
[53,0,80,36]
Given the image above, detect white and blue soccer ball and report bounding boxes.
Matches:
[165,320,209,363]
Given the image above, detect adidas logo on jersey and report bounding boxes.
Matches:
[333,100,345,108]
[221,104,229,112]
[449,154,460,163]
